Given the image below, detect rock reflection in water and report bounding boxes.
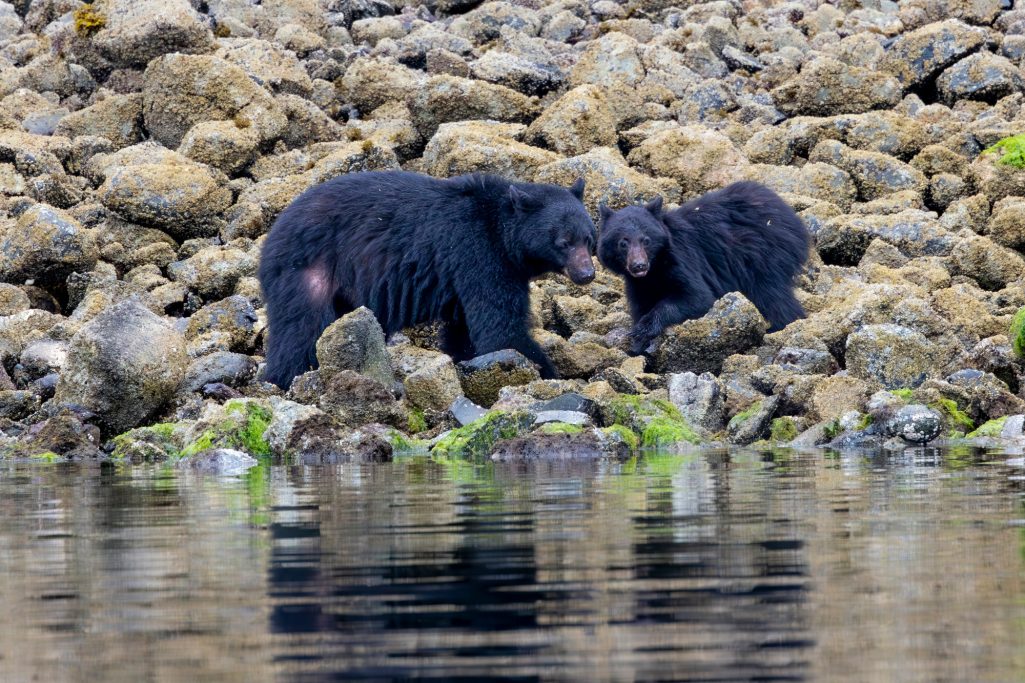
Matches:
[0,448,1022,682]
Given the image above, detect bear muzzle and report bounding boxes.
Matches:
[627,244,649,278]
[565,245,595,285]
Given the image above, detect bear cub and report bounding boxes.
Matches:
[598,181,810,355]
[258,171,597,389]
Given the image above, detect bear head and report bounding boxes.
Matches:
[597,197,669,279]
[507,178,596,285]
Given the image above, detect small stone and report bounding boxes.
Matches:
[886,404,943,444]
[315,307,394,387]
[449,396,487,426]
[667,371,725,433]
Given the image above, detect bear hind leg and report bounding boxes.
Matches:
[263,262,339,389]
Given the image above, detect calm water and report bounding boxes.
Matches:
[1,448,1024,682]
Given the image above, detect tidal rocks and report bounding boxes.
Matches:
[90,0,215,68]
[886,404,943,444]
[55,300,187,434]
[845,323,935,390]
[0,204,97,285]
[316,307,394,387]
[457,350,541,407]
[653,293,769,375]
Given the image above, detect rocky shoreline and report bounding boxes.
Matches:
[3,0,1025,466]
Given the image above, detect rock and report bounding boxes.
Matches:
[570,32,645,88]
[397,350,461,413]
[539,392,601,423]
[846,323,935,390]
[19,339,68,377]
[53,94,144,149]
[90,0,215,68]
[449,396,487,426]
[1,409,102,460]
[987,197,1025,251]
[810,375,872,421]
[816,210,955,265]
[524,85,617,156]
[772,57,902,116]
[653,293,769,375]
[742,162,857,210]
[167,246,256,300]
[421,120,559,181]
[142,54,287,149]
[881,19,987,88]
[215,37,314,97]
[290,369,405,428]
[937,52,1024,105]
[810,140,927,202]
[183,351,257,392]
[948,233,1025,291]
[457,349,542,407]
[408,74,540,139]
[339,58,427,113]
[470,49,562,96]
[98,154,232,239]
[55,300,187,434]
[886,404,943,444]
[0,203,97,286]
[490,430,630,461]
[449,2,540,43]
[726,395,780,445]
[667,371,725,433]
[627,125,747,196]
[0,283,30,315]
[315,307,394,387]
[533,409,592,426]
[176,448,257,475]
[178,120,261,175]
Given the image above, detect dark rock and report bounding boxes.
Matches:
[726,395,780,445]
[540,392,601,422]
[457,349,542,407]
[886,404,943,444]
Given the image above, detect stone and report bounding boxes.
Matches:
[810,140,927,202]
[449,396,487,426]
[667,371,725,433]
[886,404,943,444]
[0,204,97,286]
[532,410,592,427]
[457,349,542,407]
[570,32,645,88]
[90,0,215,68]
[470,49,562,96]
[316,307,394,387]
[948,233,1025,291]
[0,283,30,316]
[987,197,1025,251]
[539,393,601,423]
[810,375,872,421]
[215,37,314,97]
[653,293,769,375]
[845,323,935,390]
[338,58,427,114]
[742,162,857,210]
[881,19,987,88]
[55,301,187,434]
[53,94,144,149]
[185,295,259,355]
[421,120,559,181]
[772,57,902,116]
[408,74,540,139]
[726,395,780,445]
[290,369,405,429]
[936,53,1024,105]
[176,448,257,475]
[627,125,748,196]
[182,351,257,392]
[525,85,618,156]
[178,120,261,175]
[167,246,256,300]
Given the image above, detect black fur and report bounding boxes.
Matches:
[258,171,596,388]
[598,181,810,355]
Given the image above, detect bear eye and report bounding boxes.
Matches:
[555,237,569,249]
[641,236,651,246]
[619,238,629,250]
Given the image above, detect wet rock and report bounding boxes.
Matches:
[90,0,215,68]
[667,371,725,433]
[0,310,62,366]
[421,120,559,181]
[449,396,487,426]
[886,404,943,444]
[881,19,987,88]
[55,300,187,434]
[457,349,542,407]
[726,395,780,445]
[408,74,540,139]
[810,375,872,421]
[846,323,935,390]
[540,393,601,423]
[653,293,769,375]
[432,409,536,456]
[490,430,630,461]
[142,54,287,149]
[168,246,256,301]
[176,448,257,475]
[316,306,394,387]
[183,351,257,393]
[937,53,1024,105]
[533,409,592,427]
[1,409,102,460]
[772,57,901,116]
[0,203,97,286]
[290,369,406,428]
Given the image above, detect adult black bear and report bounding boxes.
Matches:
[598,181,809,355]
[258,171,596,389]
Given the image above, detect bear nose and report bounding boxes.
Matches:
[566,246,595,284]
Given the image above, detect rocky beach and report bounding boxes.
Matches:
[3,0,1025,465]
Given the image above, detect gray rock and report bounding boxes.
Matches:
[881,19,987,87]
[185,295,259,356]
[653,293,769,375]
[183,352,257,392]
[176,448,257,475]
[290,369,406,429]
[771,57,901,116]
[316,307,394,387]
[0,204,97,286]
[667,371,725,433]
[533,410,593,427]
[773,346,838,375]
[19,339,68,377]
[55,300,187,434]
[167,247,256,300]
[937,53,1025,105]
[726,395,780,445]
[91,0,215,68]
[457,349,542,407]
[846,324,934,389]
[450,396,487,426]
[886,404,943,444]
[470,49,563,96]
[540,393,601,422]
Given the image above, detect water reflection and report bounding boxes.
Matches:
[0,448,1023,682]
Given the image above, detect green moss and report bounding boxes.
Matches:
[181,429,216,458]
[111,422,182,461]
[855,413,873,431]
[29,451,61,462]
[769,417,798,443]
[225,400,272,456]
[73,5,106,36]
[728,401,762,429]
[966,416,1008,438]
[538,422,585,435]
[929,398,974,433]
[641,416,701,448]
[600,424,639,451]
[386,428,428,453]
[213,22,231,38]
[431,410,534,457]
[823,419,843,441]
[890,388,914,401]
[408,408,427,434]
[1010,307,1025,359]
[984,134,1025,169]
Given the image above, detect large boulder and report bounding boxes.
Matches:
[880,20,987,88]
[845,323,935,390]
[142,54,287,149]
[627,125,748,196]
[421,121,559,181]
[53,94,144,149]
[55,300,187,434]
[653,293,769,374]
[772,57,902,116]
[90,0,215,68]
[0,204,97,286]
[937,53,1025,105]
[408,74,540,139]
[315,307,394,387]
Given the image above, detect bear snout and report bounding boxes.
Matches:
[627,245,649,277]
[566,246,595,285]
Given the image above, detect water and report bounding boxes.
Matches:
[1,448,1024,683]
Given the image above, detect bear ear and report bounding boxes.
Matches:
[569,178,585,199]
[508,185,537,212]
[645,196,664,215]
[599,203,614,221]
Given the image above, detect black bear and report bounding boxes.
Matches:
[258,171,597,388]
[598,181,810,355]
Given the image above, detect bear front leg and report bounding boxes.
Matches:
[630,297,713,355]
